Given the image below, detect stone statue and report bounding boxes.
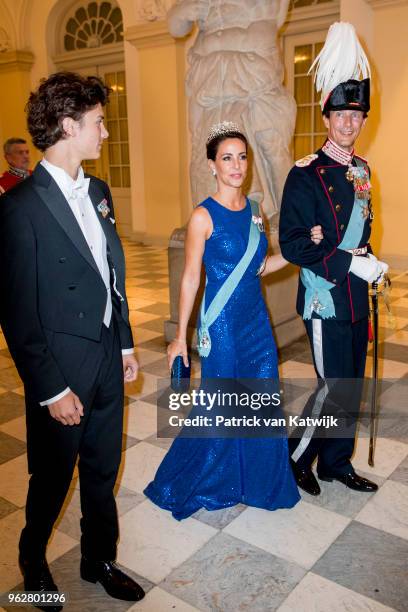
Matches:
[167,0,296,230]
[0,27,11,52]
[139,0,173,22]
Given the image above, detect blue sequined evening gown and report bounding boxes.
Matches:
[144,197,300,519]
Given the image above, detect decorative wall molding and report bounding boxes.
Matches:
[283,0,340,36]
[0,49,34,72]
[0,27,11,52]
[366,0,408,8]
[52,41,123,70]
[289,0,335,7]
[125,21,173,49]
[138,0,173,22]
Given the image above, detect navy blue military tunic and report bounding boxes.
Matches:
[279,148,372,322]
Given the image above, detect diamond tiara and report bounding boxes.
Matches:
[206,121,242,144]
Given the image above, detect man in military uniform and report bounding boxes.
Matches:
[279,22,388,496]
[0,137,31,194]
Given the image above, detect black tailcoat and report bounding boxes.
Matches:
[0,163,134,560]
[0,163,133,402]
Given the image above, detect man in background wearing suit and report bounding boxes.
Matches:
[0,72,145,610]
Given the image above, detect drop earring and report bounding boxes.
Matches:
[212,168,217,176]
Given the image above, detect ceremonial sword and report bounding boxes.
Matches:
[368,275,392,466]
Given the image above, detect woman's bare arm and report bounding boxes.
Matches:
[167,206,212,369]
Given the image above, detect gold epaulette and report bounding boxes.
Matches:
[295,153,318,167]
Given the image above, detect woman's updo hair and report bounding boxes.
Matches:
[206,121,248,161]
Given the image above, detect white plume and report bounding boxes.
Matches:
[309,22,371,108]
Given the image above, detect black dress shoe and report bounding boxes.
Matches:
[290,460,321,496]
[318,471,378,492]
[80,558,145,602]
[18,556,63,612]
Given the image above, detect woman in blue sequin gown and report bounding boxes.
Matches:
[144,124,322,520]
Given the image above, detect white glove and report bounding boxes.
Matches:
[349,255,383,283]
[368,253,389,277]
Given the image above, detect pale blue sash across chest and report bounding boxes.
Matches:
[300,159,368,320]
[198,200,261,357]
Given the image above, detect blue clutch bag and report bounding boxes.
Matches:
[171,355,191,392]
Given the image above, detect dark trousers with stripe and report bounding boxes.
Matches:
[289,317,368,476]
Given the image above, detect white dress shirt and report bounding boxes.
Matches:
[39,159,133,406]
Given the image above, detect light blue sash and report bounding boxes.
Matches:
[301,158,368,319]
[198,200,261,357]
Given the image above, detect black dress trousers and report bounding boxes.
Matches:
[20,319,124,562]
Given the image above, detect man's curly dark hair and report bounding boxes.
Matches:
[26,72,110,152]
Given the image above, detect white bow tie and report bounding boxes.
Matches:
[69,177,90,200]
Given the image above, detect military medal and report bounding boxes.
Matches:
[345,166,354,182]
[97,198,110,218]
[361,204,370,219]
[345,164,372,218]
[252,214,265,232]
[199,332,210,350]
[350,166,372,200]
[311,293,326,315]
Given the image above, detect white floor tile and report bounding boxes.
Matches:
[128,587,200,611]
[127,297,158,310]
[279,361,316,380]
[385,330,408,346]
[355,480,408,540]
[352,437,408,478]
[125,371,162,399]
[118,441,167,494]
[0,509,77,592]
[117,500,216,583]
[125,278,152,287]
[365,357,408,379]
[277,572,395,612]
[224,501,350,570]
[386,288,408,298]
[136,348,165,367]
[379,316,408,330]
[152,289,170,302]
[0,355,13,369]
[124,401,158,440]
[129,311,162,326]
[0,416,26,442]
[134,288,168,301]
[392,297,408,308]
[133,328,163,345]
[0,454,29,507]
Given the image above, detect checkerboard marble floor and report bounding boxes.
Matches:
[0,241,407,612]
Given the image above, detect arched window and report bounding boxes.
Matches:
[64,1,123,52]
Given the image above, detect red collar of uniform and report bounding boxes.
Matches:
[322,139,354,166]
